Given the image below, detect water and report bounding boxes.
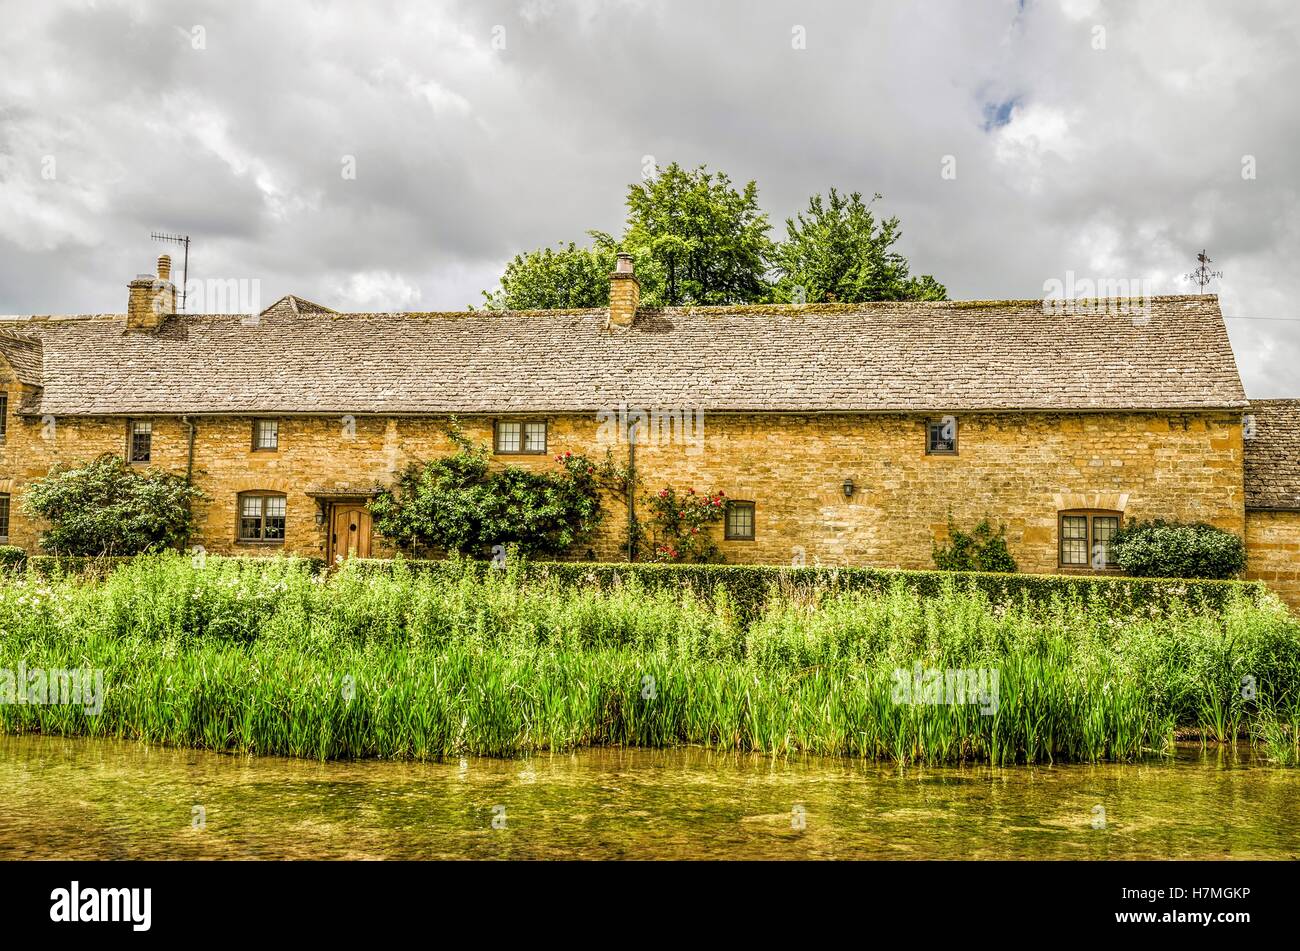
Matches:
[1,735,1296,859]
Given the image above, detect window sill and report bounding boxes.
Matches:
[236,539,286,547]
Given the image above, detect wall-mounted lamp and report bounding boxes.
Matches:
[842,478,855,498]
[315,505,327,527]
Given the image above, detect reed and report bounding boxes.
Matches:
[0,554,1297,764]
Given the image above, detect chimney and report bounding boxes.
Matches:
[608,252,639,327]
[127,254,176,330]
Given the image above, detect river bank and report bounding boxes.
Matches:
[2,555,1298,764]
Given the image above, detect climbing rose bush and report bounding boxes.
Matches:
[646,486,727,563]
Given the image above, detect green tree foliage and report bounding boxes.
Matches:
[22,454,202,556]
[1110,519,1247,580]
[932,517,1018,573]
[592,162,774,306]
[482,164,947,310]
[368,424,606,558]
[771,189,947,303]
[479,242,613,310]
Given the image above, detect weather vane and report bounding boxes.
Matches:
[1185,249,1224,294]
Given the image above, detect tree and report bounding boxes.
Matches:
[479,242,613,310]
[22,454,203,556]
[592,162,773,306]
[770,189,947,303]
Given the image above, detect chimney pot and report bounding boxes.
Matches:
[608,253,639,327]
[157,254,172,282]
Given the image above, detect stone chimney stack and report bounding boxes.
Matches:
[127,254,177,330]
[608,252,639,328]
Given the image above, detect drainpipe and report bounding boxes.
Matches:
[627,418,638,563]
[181,415,197,551]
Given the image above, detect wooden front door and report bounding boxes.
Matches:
[329,504,373,562]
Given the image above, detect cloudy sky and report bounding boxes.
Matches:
[1,0,1297,395]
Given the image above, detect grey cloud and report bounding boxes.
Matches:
[0,0,1296,395]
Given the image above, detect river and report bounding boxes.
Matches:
[1,735,1296,859]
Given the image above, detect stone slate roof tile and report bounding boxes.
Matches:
[0,329,44,386]
[1,295,1248,417]
[259,295,337,316]
[1245,399,1300,510]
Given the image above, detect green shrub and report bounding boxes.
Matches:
[0,545,27,572]
[1111,519,1247,579]
[932,517,1018,573]
[644,486,727,562]
[21,454,202,556]
[368,422,604,558]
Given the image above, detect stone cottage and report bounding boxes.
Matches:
[0,253,1296,605]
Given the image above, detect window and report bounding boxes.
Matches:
[1059,510,1122,569]
[128,420,152,463]
[253,419,279,451]
[494,420,547,454]
[0,394,7,439]
[238,493,287,542]
[725,501,756,541]
[0,494,8,541]
[926,417,958,455]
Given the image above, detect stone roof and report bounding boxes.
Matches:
[0,330,44,386]
[1245,399,1300,511]
[259,295,337,316]
[0,295,1249,417]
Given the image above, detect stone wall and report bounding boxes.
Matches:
[1245,509,1300,611]
[0,392,1249,580]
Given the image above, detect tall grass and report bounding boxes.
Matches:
[0,554,1296,764]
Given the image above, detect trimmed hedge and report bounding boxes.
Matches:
[0,546,27,572]
[11,552,1267,622]
[24,553,327,579]
[346,557,1267,622]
